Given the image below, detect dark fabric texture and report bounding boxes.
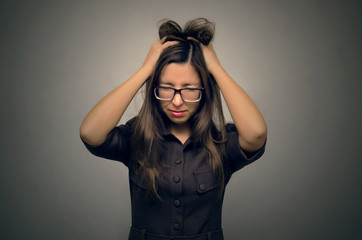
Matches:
[80,117,266,238]
[129,227,224,240]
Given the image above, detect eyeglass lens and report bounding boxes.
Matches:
[156,87,201,101]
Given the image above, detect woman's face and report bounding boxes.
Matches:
[157,63,202,128]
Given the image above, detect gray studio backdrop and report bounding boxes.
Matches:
[1,0,361,239]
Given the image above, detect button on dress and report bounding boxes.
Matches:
[81,117,266,239]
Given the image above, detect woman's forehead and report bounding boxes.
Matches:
[159,63,201,86]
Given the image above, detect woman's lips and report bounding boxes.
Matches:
[170,110,186,116]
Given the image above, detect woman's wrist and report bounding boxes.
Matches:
[209,63,225,78]
[137,65,153,80]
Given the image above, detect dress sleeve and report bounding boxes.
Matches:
[224,123,266,175]
[80,118,135,167]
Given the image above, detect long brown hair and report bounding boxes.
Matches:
[131,18,227,199]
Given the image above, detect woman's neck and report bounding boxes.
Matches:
[170,123,191,144]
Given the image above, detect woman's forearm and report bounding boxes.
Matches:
[201,43,267,151]
[79,67,151,146]
[79,39,179,146]
[212,65,267,152]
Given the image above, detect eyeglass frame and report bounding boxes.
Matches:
[154,86,204,102]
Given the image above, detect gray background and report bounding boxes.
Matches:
[1,0,361,239]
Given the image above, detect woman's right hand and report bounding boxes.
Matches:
[141,38,179,74]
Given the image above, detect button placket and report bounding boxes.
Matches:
[169,143,184,235]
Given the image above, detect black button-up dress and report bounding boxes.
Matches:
[81,118,266,239]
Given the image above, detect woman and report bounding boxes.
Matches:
[80,18,267,240]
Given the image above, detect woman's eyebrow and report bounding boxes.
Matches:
[159,82,174,86]
[159,82,200,87]
[183,83,199,87]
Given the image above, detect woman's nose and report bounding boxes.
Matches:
[172,92,184,106]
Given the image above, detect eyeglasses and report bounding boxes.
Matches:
[154,86,204,102]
